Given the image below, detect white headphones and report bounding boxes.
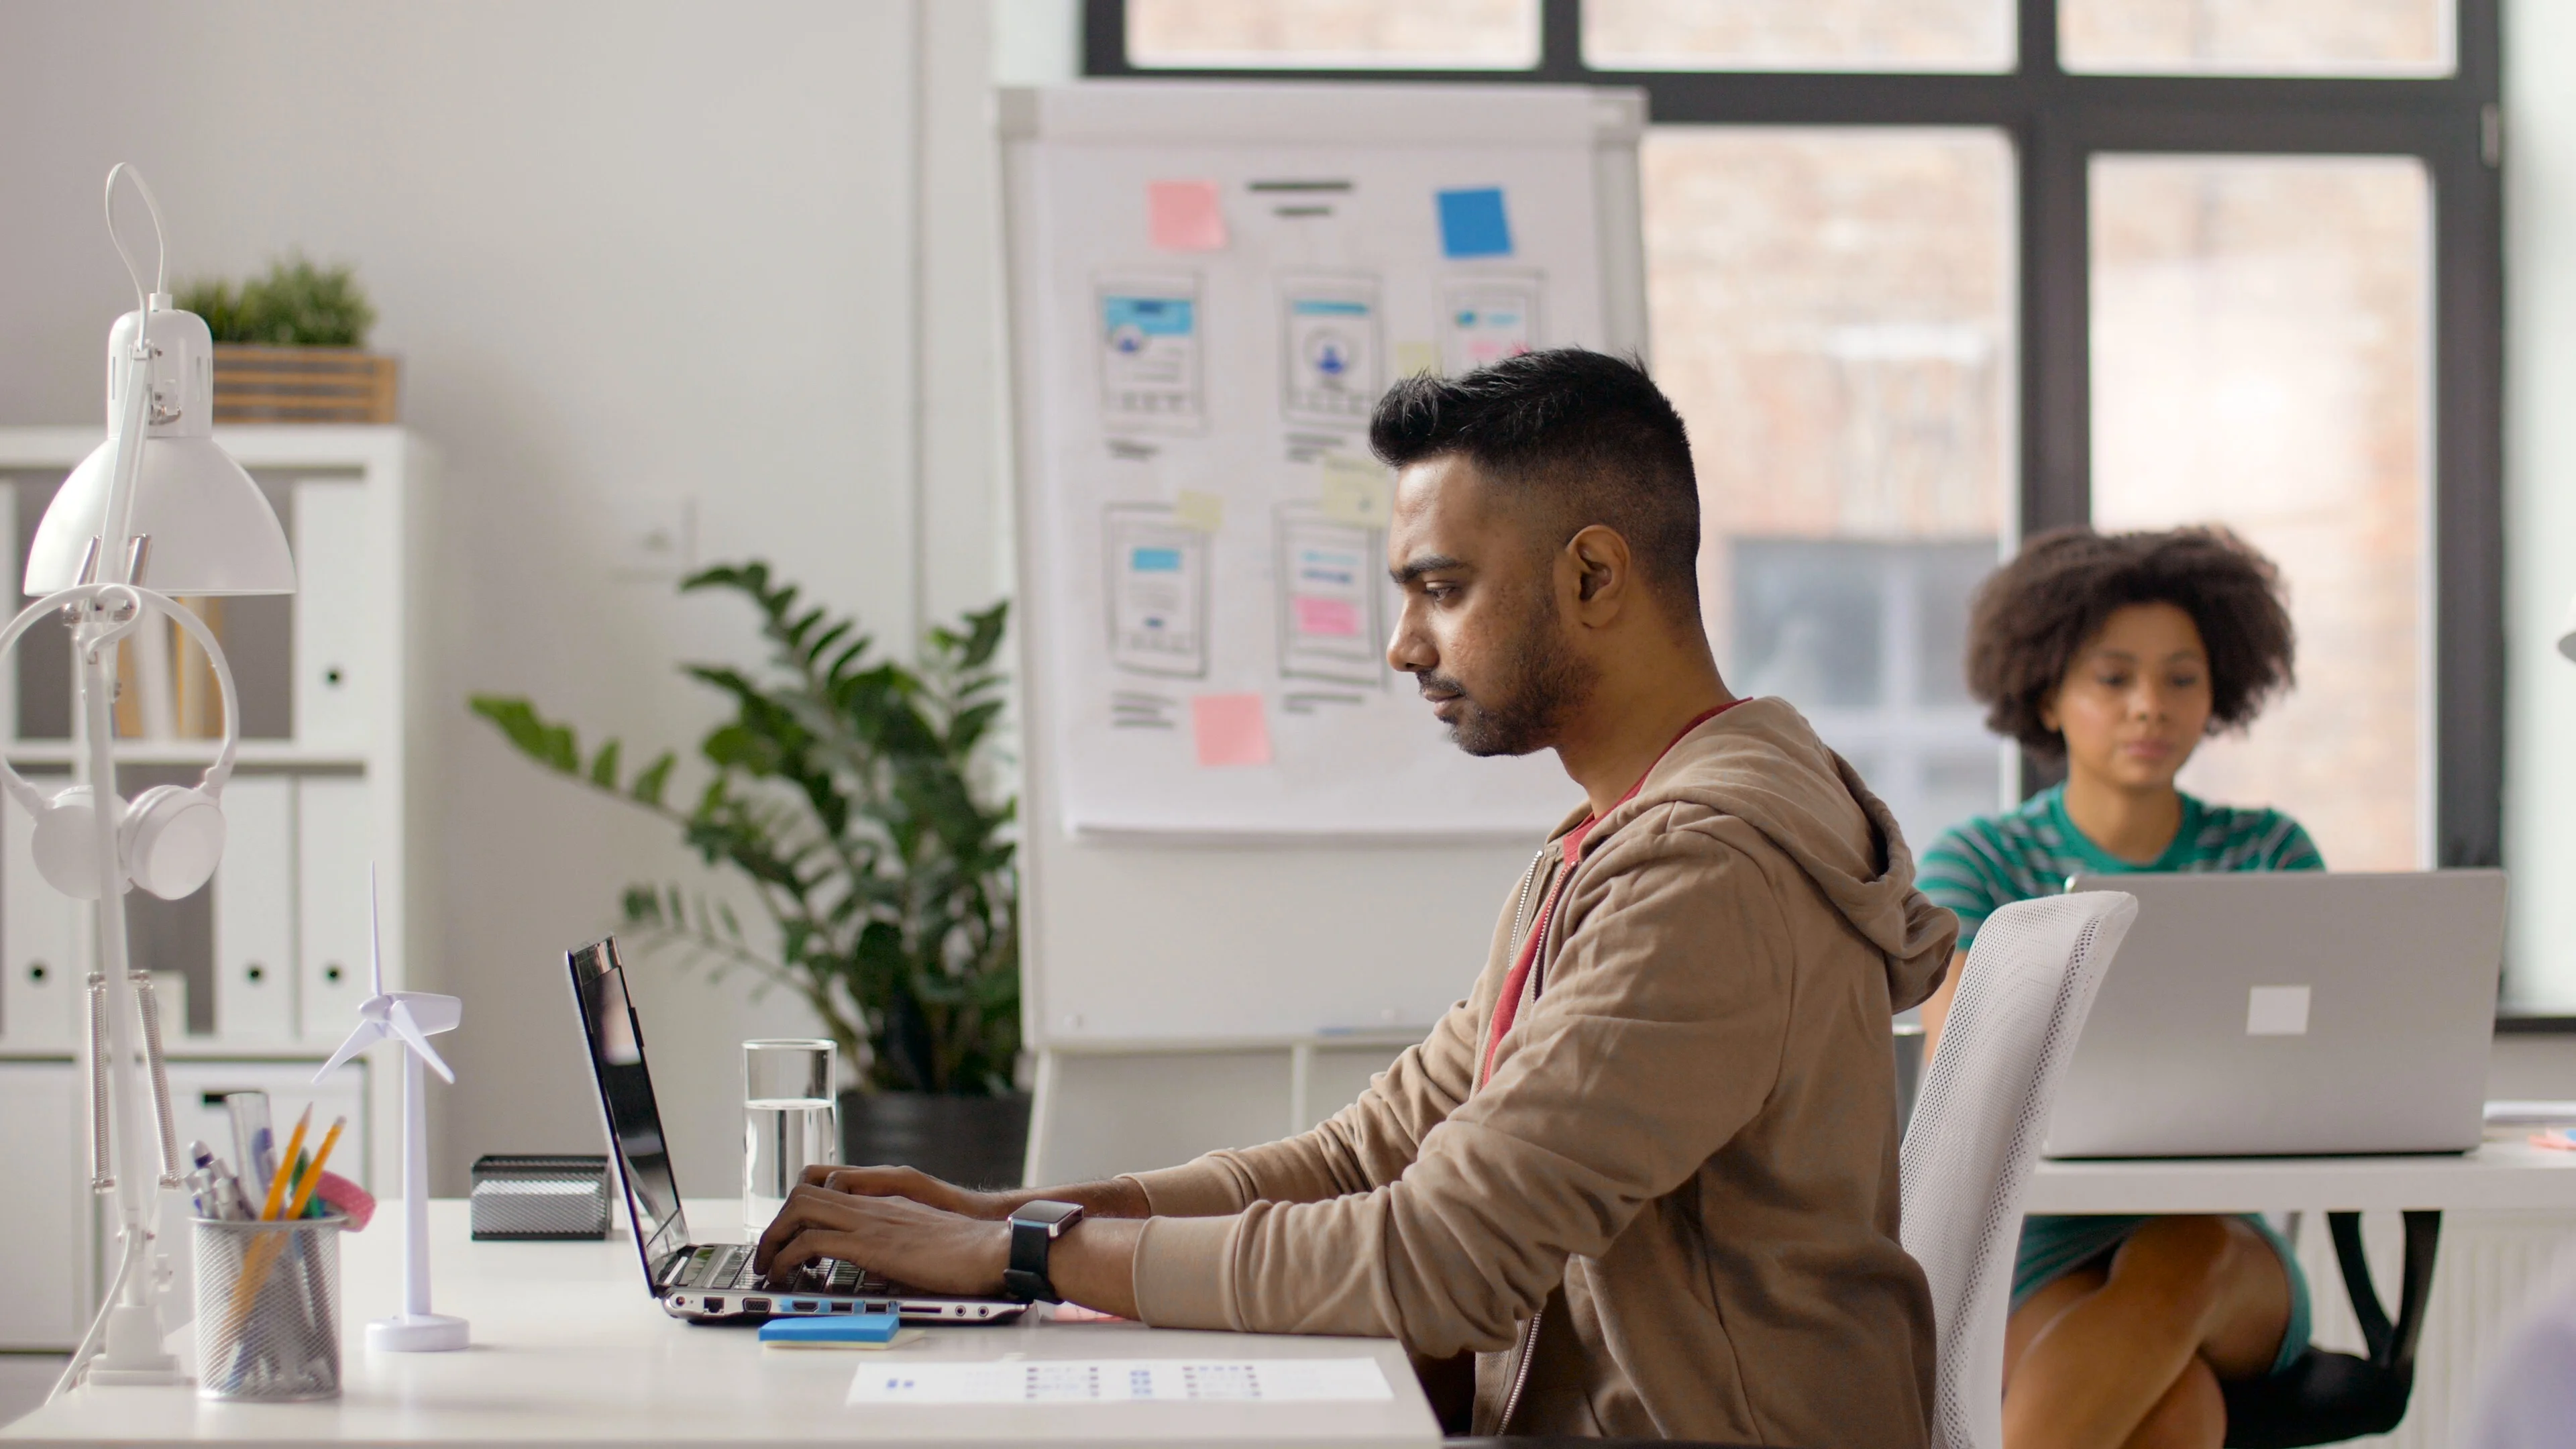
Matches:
[0,582,241,901]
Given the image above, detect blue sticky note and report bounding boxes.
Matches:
[1437,187,1513,259]
[759,1311,900,1344]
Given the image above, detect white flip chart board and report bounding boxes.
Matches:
[1003,82,1646,1045]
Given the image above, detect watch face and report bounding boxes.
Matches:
[1015,1199,1083,1229]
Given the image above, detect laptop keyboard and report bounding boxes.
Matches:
[672,1244,888,1295]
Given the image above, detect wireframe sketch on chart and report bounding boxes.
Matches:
[1105,504,1211,679]
[1442,272,1542,376]
[1276,503,1386,688]
[1097,273,1205,434]
[1279,273,1383,430]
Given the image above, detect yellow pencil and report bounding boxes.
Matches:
[260,1108,313,1222]
[284,1118,345,1220]
[229,1107,321,1328]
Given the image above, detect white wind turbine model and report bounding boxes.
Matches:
[315,867,468,1351]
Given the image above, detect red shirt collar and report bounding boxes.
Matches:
[1559,698,1746,866]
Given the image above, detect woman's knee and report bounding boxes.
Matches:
[2103,1216,2240,1322]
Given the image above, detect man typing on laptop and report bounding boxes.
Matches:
[751,351,1959,1444]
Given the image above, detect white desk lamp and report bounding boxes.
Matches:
[30,165,297,1397]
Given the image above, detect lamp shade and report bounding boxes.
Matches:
[24,307,296,597]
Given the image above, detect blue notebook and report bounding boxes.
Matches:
[759,1312,900,1346]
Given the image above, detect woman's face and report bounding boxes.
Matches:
[2041,601,2213,793]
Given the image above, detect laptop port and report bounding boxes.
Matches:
[704,1298,725,1314]
[742,1297,771,1313]
[790,1301,818,1313]
[864,1301,892,1314]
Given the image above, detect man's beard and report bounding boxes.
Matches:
[1418,592,1596,758]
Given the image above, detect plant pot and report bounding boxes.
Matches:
[211,345,400,424]
[838,1090,1031,1190]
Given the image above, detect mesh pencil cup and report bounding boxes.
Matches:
[194,1215,345,1401]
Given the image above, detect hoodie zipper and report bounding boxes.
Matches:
[1491,845,1554,1437]
[1506,846,1548,947]
[1497,1311,1542,1432]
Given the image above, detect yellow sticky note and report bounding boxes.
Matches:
[1317,455,1391,527]
[1174,489,1224,533]
[1394,341,1440,378]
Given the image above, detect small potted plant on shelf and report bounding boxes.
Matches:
[176,254,398,424]
[470,564,1026,1186]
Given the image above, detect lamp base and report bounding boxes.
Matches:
[87,1363,187,1387]
[87,1301,186,1385]
[368,1313,468,1352]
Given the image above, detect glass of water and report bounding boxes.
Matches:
[743,1038,839,1232]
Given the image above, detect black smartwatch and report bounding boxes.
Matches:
[1003,1199,1085,1303]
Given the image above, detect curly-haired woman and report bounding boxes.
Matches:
[1919,525,2319,1449]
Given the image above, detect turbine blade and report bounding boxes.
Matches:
[315,1022,387,1082]
[388,1000,457,1085]
[368,863,385,999]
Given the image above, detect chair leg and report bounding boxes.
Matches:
[2387,1212,2441,1378]
[2323,1210,2444,1374]
[2325,1213,2392,1364]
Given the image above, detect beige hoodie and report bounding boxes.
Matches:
[1123,698,1959,1444]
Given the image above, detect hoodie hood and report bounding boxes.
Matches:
[1568,696,1957,1012]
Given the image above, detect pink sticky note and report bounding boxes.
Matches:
[1292,595,1362,638]
[1148,180,1227,252]
[1191,692,1271,767]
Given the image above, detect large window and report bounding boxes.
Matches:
[1085,0,2506,975]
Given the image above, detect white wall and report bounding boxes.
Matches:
[0,0,1021,1193]
[2505,0,2576,1017]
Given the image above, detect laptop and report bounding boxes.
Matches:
[566,938,1030,1326]
[2043,870,2506,1159]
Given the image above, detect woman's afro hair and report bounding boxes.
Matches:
[1966,525,2295,759]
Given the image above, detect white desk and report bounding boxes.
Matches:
[3,1200,1440,1448]
[2024,1133,2576,1216]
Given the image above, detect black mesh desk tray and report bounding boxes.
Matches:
[469,1154,612,1241]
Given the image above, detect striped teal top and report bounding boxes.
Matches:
[1920,783,2323,948]
[1919,782,2324,1370]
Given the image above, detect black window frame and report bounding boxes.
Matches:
[1085,0,2523,1010]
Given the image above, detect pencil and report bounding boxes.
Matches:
[260,1108,313,1222]
[229,1108,324,1330]
[283,1120,343,1220]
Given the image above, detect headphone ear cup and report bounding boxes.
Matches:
[29,785,107,900]
[121,785,226,901]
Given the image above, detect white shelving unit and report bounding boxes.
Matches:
[0,425,434,1350]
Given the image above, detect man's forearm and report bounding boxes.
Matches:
[1050,1216,1145,1320]
[995,1177,1152,1220]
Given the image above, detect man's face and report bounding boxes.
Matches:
[1385,453,1594,757]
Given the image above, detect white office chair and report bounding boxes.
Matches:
[1900,891,2139,1449]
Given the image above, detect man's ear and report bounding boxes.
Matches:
[1564,525,1631,621]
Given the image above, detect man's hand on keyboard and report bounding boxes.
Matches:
[753,1184,1012,1298]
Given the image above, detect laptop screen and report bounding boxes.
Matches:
[567,940,690,1290]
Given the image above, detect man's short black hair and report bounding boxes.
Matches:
[1966,525,2296,759]
[1368,349,1701,614]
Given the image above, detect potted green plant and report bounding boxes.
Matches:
[470,564,1027,1185]
[175,254,398,424]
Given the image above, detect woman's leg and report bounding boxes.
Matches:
[2000,1215,2292,1449]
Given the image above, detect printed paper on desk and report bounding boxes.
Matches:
[1192,693,1273,767]
[847,1358,1393,1405]
[1148,180,1228,252]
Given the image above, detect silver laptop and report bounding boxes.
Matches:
[2043,871,2506,1159]
[567,938,1029,1326]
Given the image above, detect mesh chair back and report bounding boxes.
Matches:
[1901,891,2139,1449]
